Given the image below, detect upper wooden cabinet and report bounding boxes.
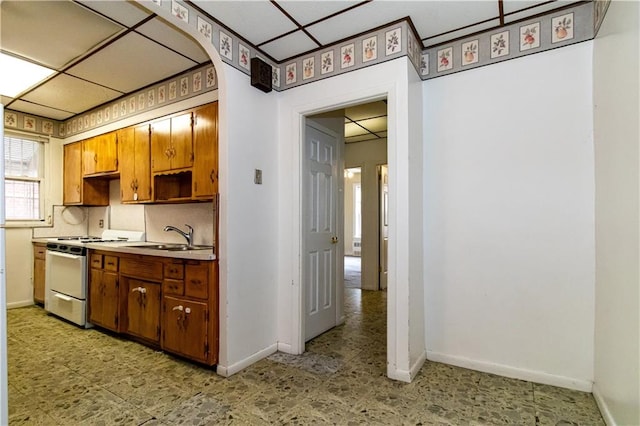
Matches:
[118,125,152,203]
[83,131,118,176]
[63,142,108,206]
[151,112,193,173]
[192,103,218,198]
[63,142,82,205]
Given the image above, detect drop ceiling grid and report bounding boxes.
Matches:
[278,1,364,26]
[21,73,122,115]
[65,32,199,94]
[0,0,125,70]
[194,0,297,45]
[260,30,320,62]
[137,18,210,63]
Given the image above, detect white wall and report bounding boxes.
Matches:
[592,1,640,424]
[216,64,280,375]
[345,138,387,290]
[423,43,595,391]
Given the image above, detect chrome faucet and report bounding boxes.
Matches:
[163,224,194,246]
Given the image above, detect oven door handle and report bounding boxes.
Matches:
[53,293,73,302]
[47,251,84,261]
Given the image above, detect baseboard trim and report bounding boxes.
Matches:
[216,343,278,377]
[592,384,616,426]
[277,342,293,353]
[426,350,593,392]
[387,350,427,383]
[7,300,33,309]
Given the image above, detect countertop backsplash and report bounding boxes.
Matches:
[145,202,215,246]
[32,205,88,238]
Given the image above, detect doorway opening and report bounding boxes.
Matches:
[303,100,388,376]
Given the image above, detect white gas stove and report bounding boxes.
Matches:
[45,229,145,327]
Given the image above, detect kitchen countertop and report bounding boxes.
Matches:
[33,238,216,261]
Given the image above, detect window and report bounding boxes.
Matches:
[4,133,45,220]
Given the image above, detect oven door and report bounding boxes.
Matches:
[45,250,87,300]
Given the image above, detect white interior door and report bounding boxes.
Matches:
[304,122,338,341]
[379,165,388,290]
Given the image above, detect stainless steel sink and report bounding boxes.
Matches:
[128,244,213,251]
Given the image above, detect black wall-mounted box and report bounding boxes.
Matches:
[251,57,272,93]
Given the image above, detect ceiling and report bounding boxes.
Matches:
[1,0,578,137]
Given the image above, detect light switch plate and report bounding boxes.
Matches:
[254,169,262,185]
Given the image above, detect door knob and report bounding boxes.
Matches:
[331,236,339,244]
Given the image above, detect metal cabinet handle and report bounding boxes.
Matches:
[131,287,146,294]
[172,305,183,311]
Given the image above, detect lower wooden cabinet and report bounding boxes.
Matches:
[125,278,161,343]
[87,250,218,365]
[89,254,120,331]
[33,243,46,304]
[162,296,209,363]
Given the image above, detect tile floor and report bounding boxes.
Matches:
[7,289,604,425]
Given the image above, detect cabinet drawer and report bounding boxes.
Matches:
[163,279,184,296]
[120,257,163,280]
[185,263,208,299]
[90,254,103,269]
[104,256,119,272]
[34,245,46,259]
[164,262,184,280]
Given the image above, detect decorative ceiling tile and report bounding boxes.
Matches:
[346,134,381,143]
[260,31,319,62]
[195,0,297,45]
[8,100,75,121]
[0,0,124,70]
[278,1,362,26]
[356,117,387,133]
[21,74,121,114]
[345,102,387,121]
[65,32,198,93]
[345,122,369,137]
[137,18,210,64]
[425,19,501,47]
[504,1,576,23]
[77,0,152,27]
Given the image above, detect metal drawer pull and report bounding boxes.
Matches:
[131,287,146,294]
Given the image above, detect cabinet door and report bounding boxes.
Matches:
[192,103,218,198]
[185,262,209,299]
[89,269,120,331]
[162,296,208,362]
[119,125,151,203]
[170,112,193,170]
[134,124,152,202]
[63,142,82,204]
[84,133,118,175]
[33,257,46,304]
[82,137,98,175]
[126,279,161,343]
[151,118,172,172]
[118,127,136,202]
[95,132,118,173]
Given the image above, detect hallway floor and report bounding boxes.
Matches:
[8,291,604,425]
